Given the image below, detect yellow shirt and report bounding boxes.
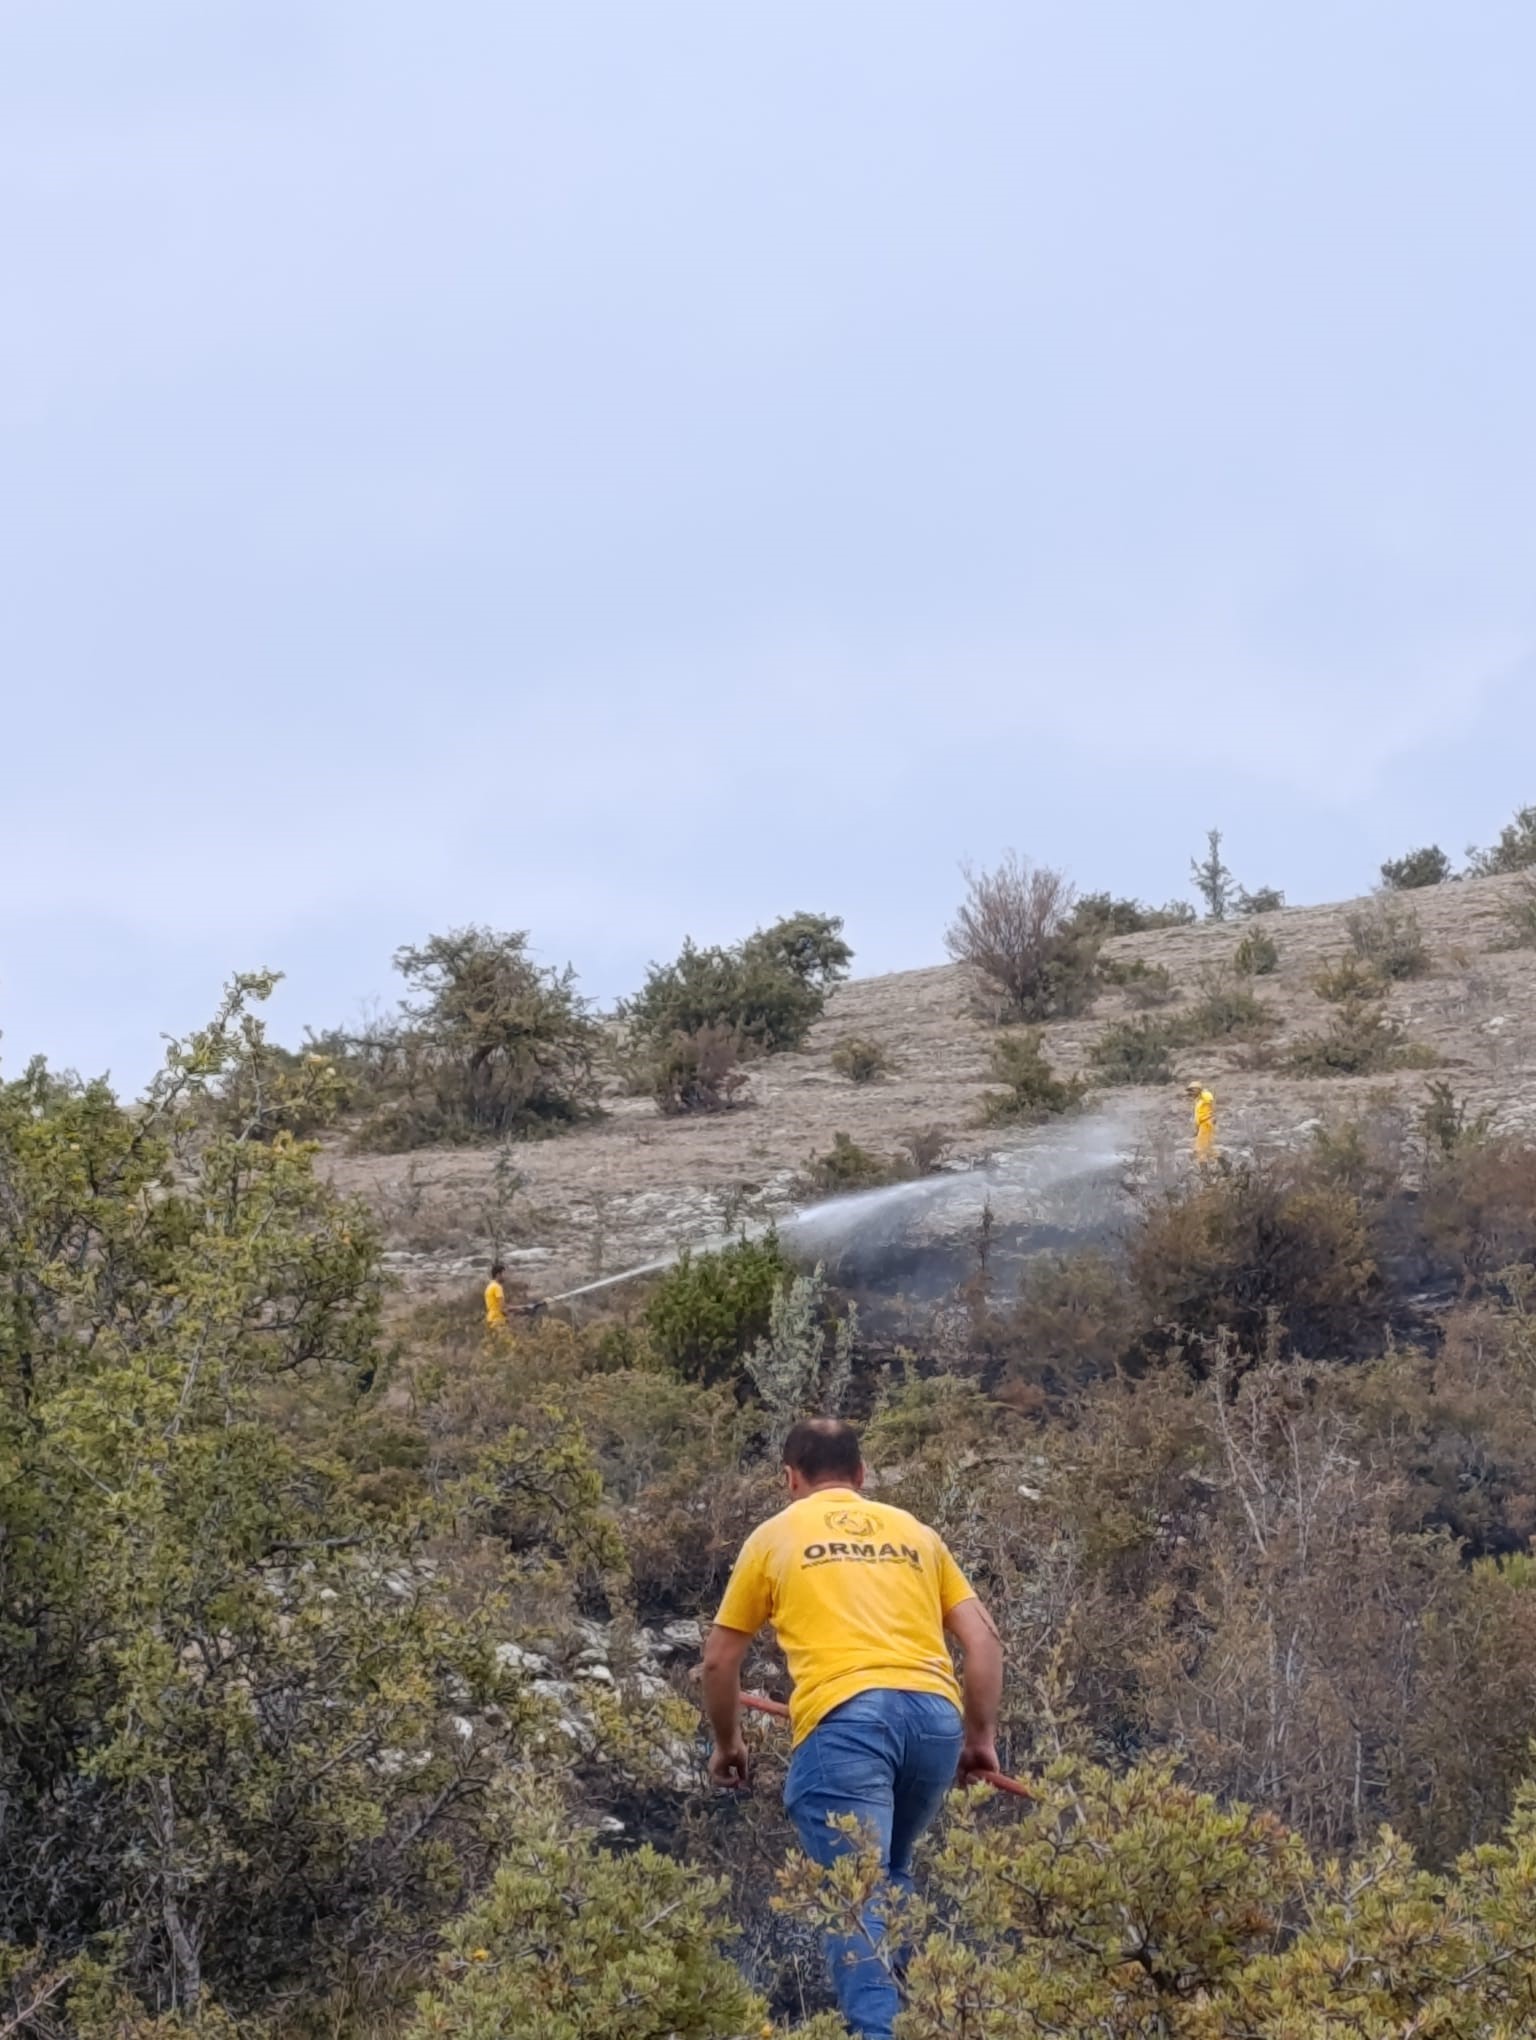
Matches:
[1194,1090,1216,1132]
[715,1487,975,1744]
[484,1279,507,1328]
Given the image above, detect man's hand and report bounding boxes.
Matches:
[957,1735,1001,1787]
[709,1733,751,1789]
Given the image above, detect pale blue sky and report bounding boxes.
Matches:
[4,2,1534,1091]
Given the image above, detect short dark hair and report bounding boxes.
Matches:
[782,1418,862,1484]
[490,1260,506,1279]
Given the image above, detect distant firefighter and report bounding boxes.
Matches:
[485,1260,508,1329]
[1188,1081,1216,1161]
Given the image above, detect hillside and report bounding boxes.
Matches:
[327,871,1536,1305]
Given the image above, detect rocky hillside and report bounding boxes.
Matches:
[325,872,1536,1306]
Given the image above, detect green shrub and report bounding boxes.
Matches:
[803,1131,900,1194]
[1181,967,1276,1042]
[1288,998,1438,1077]
[1088,1016,1179,1086]
[1348,896,1430,979]
[1468,803,1536,876]
[1382,844,1454,889]
[980,1030,1088,1124]
[1495,873,1536,950]
[829,1034,895,1082]
[623,913,850,1058]
[1314,955,1385,1006]
[649,1024,748,1115]
[1236,883,1286,915]
[642,1233,791,1386]
[945,853,1100,1021]
[347,926,601,1148]
[1233,926,1279,976]
[1420,1078,1495,1160]
[1071,892,1195,936]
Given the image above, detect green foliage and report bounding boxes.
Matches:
[1348,896,1431,979]
[1190,827,1237,921]
[979,1030,1087,1124]
[1236,882,1285,916]
[1097,956,1178,1006]
[803,1130,900,1194]
[1088,1016,1179,1086]
[1181,966,1276,1042]
[0,979,541,2022]
[642,1233,791,1387]
[348,927,601,1148]
[209,1031,353,1141]
[1071,893,1196,936]
[1468,801,1536,875]
[408,1811,766,2039]
[649,1024,748,1116]
[1288,997,1439,1077]
[1233,925,1280,976]
[1420,1079,1495,1159]
[623,914,851,1060]
[1006,1248,1138,1392]
[829,1034,895,1083]
[1382,843,1454,889]
[945,854,1100,1022]
[745,1266,857,1457]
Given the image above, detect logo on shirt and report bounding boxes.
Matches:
[824,1507,878,1540]
[802,1537,923,1569]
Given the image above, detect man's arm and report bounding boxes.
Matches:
[701,1623,755,1787]
[945,1598,1004,1785]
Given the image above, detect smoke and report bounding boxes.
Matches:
[543,1102,1149,1309]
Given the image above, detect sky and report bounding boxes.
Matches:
[3,1,1535,1093]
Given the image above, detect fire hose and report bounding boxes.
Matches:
[737,1691,1033,1799]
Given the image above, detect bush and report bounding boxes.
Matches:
[1236,883,1285,915]
[1348,896,1430,979]
[1289,997,1438,1077]
[1006,1248,1138,1392]
[1098,956,1178,1006]
[650,1024,748,1115]
[1314,954,1385,1006]
[803,1131,900,1194]
[1071,893,1195,936]
[1130,1158,1386,1357]
[1382,844,1454,889]
[1468,802,1536,876]
[745,1265,857,1456]
[829,1035,895,1083]
[945,853,1099,1021]
[349,926,601,1148]
[1181,966,1276,1042]
[643,1233,791,1387]
[1495,873,1536,950]
[623,913,851,1059]
[1233,926,1279,976]
[897,1125,952,1176]
[1088,1016,1179,1086]
[979,1030,1087,1124]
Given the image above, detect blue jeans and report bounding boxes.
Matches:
[784,1689,963,2040]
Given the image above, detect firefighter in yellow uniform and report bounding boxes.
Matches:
[484,1260,508,1329]
[1189,1083,1216,1161]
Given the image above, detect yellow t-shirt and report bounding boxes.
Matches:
[1194,1090,1216,1133]
[484,1280,507,1328]
[715,1487,975,1744]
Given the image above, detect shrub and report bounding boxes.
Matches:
[1181,966,1276,1042]
[1420,1078,1495,1160]
[1233,926,1279,976]
[1314,954,1385,1006]
[643,1233,790,1387]
[350,926,601,1148]
[1494,873,1536,950]
[1088,1016,1179,1086]
[980,1030,1087,1124]
[1348,895,1430,979]
[803,1131,900,1195]
[1236,883,1285,915]
[1006,1248,1138,1391]
[1190,827,1237,921]
[623,913,850,1059]
[1288,998,1438,1077]
[1071,892,1196,936]
[945,853,1099,1021]
[1098,956,1178,1006]
[897,1125,952,1176]
[1468,802,1536,876]
[829,1034,895,1083]
[650,1023,748,1115]
[745,1265,857,1456]
[1130,1158,1386,1357]
[1382,843,1454,889]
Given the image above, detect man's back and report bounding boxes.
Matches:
[715,1483,971,1742]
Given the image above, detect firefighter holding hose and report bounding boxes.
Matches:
[1189,1081,1216,1162]
[703,1418,1004,2040]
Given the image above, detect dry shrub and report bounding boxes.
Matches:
[1493,872,1536,949]
[1417,1138,1536,1288]
[979,1030,1087,1124]
[651,1023,748,1115]
[945,852,1099,1022]
[1233,926,1279,976]
[830,1035,896,1083]
[1129,1158,1386,1359]
[1004,1249,1138,1394]
[897,1125,952,1176]
[1348,896,1430,979]
[1097,956,1178,1007]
